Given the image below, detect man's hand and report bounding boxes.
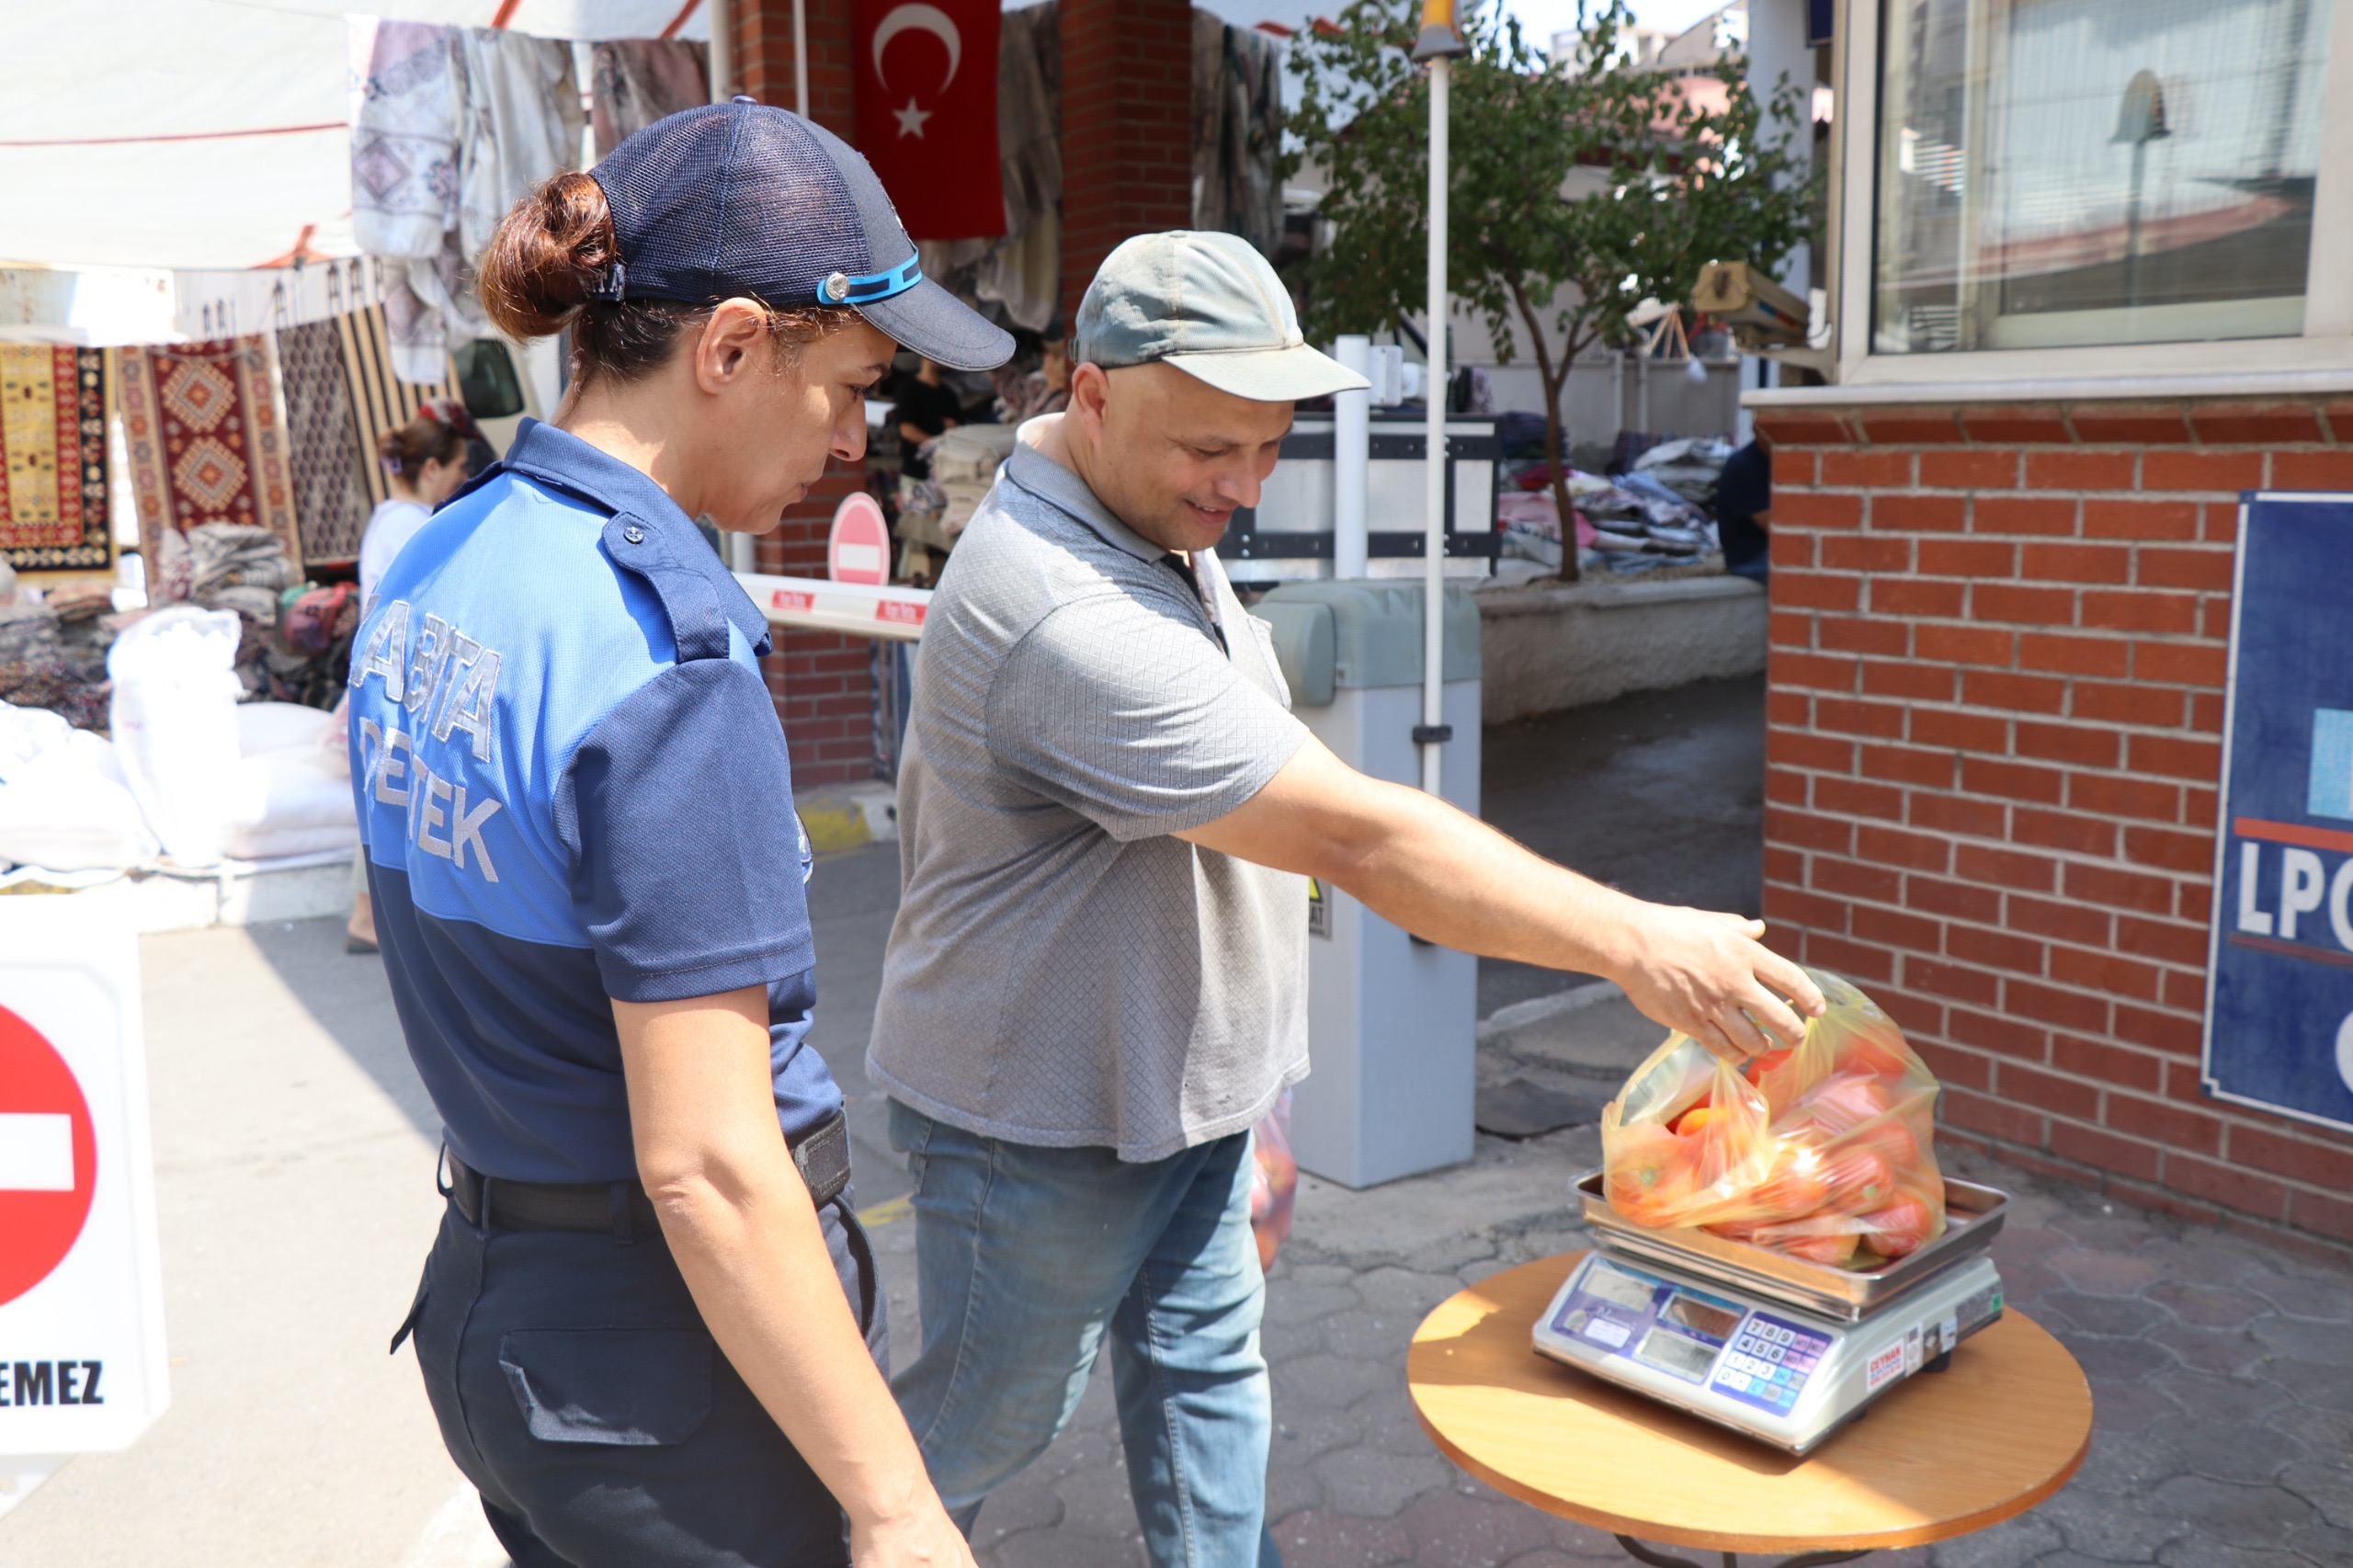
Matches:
[1607,905,1823,1063]
[1178,735,1826,1057]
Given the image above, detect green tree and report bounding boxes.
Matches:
[1285,0,1816,579]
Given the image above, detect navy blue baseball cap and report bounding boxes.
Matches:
[589,98,1013,372]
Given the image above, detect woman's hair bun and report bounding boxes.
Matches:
[478,171,619,341]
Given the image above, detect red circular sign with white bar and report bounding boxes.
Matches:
[0,1003,98,1307]
[828,492,892,587]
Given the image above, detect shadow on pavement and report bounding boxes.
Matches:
[242,914,441,1140]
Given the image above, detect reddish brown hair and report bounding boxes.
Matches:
[477,171,858,387]
[378,413,467,476]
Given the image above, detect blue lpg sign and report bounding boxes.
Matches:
[2207,494,2353,1133]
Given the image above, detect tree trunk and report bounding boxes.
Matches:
[1507,275,1582,583]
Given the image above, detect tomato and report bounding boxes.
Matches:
[1672,1106,1720,1138]
[1607,1123,1703,1228]
[1839,1029,1915,1082]
[1752,1221,1859,1267]
[1741,1048,1795,1083]
[1819,1146,1896,1214]
[1859,1191,1938,1258]
[1748,1144,1831,1221]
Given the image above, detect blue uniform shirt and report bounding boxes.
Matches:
[347,418,836,1184]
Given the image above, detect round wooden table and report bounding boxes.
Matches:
[1407,1253,2092,1567]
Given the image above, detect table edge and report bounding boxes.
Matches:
[1413,1403,2091,1554]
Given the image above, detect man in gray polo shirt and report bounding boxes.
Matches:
[868,233,1821,1565]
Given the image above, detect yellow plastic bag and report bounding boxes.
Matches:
[1599,969,1945,1269]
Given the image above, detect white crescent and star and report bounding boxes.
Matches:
[871,3,961,139]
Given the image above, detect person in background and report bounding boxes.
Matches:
[345,405,474,955]
[890,357,963,479]
[992,335,1072,426]
[1716,434,1771,585]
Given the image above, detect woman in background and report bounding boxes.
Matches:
[346,406,472,953]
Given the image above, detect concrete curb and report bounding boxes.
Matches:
[1474,978,1625,1044]
[796,781,899,854]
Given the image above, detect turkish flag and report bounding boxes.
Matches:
[853,0,1005,240]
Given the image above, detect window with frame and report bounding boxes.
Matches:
[1871,0,2336,355]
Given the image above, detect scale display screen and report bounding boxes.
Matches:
[1552,1258,1749,1385]
[1709,1312,1832,1416]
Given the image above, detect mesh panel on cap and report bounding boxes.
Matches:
[593,102,863,306]
[718,109,873,300]
[800,119,915,277]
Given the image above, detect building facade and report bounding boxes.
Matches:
[1752,0,2353,1246]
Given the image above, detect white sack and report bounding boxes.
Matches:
[236,701,338,757]
[222,746,359,862]
[108,607,244,868]
[0,704,158,873]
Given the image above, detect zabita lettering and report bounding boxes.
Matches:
[352,598,506,883]
[0,1360,104,1406]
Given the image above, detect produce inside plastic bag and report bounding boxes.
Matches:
[1600,969,1944,1269]
[1249,1089,1298,1269]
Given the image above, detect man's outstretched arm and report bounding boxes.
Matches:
[1176,734,1824,1061]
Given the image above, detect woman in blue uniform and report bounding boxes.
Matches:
[347,102,1010,1567]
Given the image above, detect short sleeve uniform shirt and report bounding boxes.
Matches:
[347,418,835,1185]
[867,426,1313,1161]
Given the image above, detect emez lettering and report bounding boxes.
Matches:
[0,1360,102,1406]
[351,600,505,882]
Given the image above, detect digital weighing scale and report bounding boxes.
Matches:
[1533,1175,2013,1455]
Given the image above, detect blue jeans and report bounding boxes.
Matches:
[887,1100,1283,1568]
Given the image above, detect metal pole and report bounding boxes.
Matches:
[792,0,811,118]
[708,0,733,99]
[1334,335,1371,580]
[1420,56,1449,795]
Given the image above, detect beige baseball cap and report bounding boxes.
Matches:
[1073,231,1370,403]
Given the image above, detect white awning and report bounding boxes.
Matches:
[0,2,710,274]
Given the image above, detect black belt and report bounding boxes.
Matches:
[445,1110,852,1234]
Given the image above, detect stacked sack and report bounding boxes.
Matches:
[1601,969,1946,1269]
[929,424,1018,539]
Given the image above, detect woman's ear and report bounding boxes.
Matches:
[695,300,776,393]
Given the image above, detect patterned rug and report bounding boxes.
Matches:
[117,335,302,576]
[277,318,373,568]
[331,302,453,512]
[0,345,111,574]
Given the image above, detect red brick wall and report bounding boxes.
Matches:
[737,0,875,786]
[1058,0,1194,323]
[1756,396,2353,1250]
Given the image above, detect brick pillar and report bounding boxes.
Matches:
[736,0,875,787]
[1756,396,2353,1250]
[1059,0,1194,323]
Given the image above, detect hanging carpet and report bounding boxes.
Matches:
[333,303,454,512]
[117,335,302,578]
[0,345,111,574]
[278,318,374,568]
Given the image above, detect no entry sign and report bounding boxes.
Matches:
[0,900,168,1464]
[0,1008,98,1307]
[828,491,892,586]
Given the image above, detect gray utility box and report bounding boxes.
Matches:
[1251,580,1483,1188]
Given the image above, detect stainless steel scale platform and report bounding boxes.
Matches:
[1534,1174,2013,1459]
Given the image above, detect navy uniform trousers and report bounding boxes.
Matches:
[399,1187,883,1568]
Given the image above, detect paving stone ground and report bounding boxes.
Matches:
[854,994,2353,1568]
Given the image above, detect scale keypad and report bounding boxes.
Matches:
[1709,1313,1833,1416]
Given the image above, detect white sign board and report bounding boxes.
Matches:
[0,900,168,1489]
